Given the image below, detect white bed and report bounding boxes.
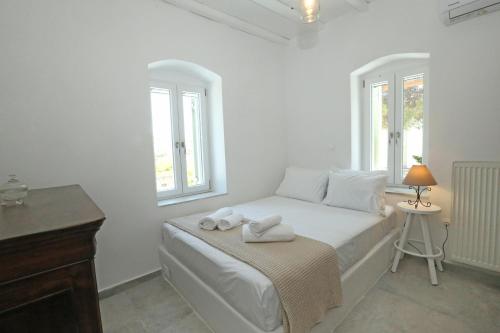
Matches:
[159,196,398,333]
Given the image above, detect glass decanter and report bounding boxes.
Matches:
[0,175,29,206]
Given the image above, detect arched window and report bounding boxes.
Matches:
[351,54,430,185]
[148,60,226,203]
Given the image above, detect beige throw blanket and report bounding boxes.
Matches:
[166,217,343,333]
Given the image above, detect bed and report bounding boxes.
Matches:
[159,196,399,333]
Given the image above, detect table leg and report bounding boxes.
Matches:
[391,213,413,273]
[428,221,444,272]
[436,256,444,272]
[420,215,438,285]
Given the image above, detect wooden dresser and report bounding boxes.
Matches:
[0,185,105,333]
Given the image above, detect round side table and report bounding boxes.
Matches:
[391,202,444,285]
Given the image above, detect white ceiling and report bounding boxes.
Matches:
[162,0,373,44]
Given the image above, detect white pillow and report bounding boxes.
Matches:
[275,167,329,203]
[323,170,387,215]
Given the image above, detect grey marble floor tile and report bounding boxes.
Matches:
[378,257,500,332]
[126,276,177,311]
[100,257,500,333]
[104,319,149,333]
[335,287,477,333]
[140,294,194,332]
[100,291,139,332]
[159,313,213,333]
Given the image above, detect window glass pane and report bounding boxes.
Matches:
[182,91,205,187]
[150,88,176,192]
[370,81,389,171]
[402,74,424,178]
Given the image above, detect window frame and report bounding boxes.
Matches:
[150,81,184,199]
[362,65,429,186]
[176,83,211,195]
[150,80,211,200]
[363,72,395,183]
[394,66,429,185]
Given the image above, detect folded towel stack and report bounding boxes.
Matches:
[243,214,295,243]
[199,209,295,241]
[199,208,244,231]
[218,213,244,231]
[242,224,295,242]
[199,207,233,230]
[248,215,282,237]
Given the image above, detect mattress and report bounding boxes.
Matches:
[161,196,396,332]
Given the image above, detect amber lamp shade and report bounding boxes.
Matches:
[403,165,437,209]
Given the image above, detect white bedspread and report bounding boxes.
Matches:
[161,196,396,332]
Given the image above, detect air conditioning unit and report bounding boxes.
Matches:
[440,0,500,25]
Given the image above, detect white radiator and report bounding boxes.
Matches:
[451,161,500,272]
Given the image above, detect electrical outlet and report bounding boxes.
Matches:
[442,217,451,225]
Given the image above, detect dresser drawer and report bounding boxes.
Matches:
[0,223,100,284]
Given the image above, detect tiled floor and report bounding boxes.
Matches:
[100,257,500,333]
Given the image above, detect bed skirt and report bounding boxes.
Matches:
[158,227,399,333]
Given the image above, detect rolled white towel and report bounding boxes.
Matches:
[248,215,282,237]
[199,207,233,230]
[218,214,244,231]
[242,224,295,243]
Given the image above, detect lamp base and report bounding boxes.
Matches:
[408,185,432,209]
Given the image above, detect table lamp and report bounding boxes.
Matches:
[403,165,437,209]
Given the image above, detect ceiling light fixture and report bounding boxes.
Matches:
[298,0,320,23]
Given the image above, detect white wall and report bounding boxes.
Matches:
[284,0,500,235]
[2,0,499,288]
[0,0,287,289]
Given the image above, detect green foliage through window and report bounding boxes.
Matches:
[380,83,423,130]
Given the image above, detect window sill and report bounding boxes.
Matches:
[386,186,429,198]
[157,191,228,207]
